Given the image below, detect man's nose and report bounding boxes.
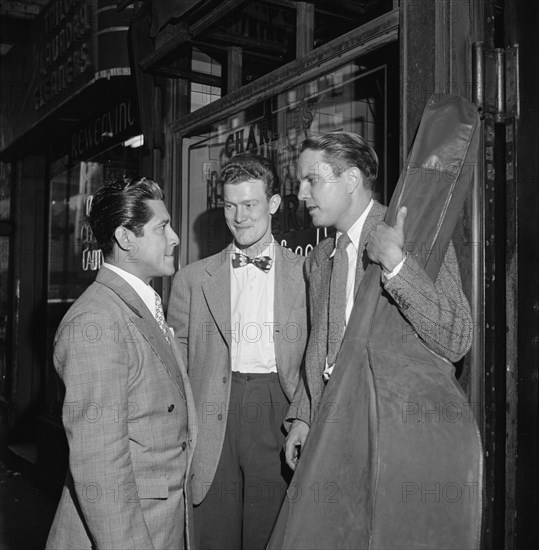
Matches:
[235,205,247,222]
[298,180,311,201]
[168,227,180,247]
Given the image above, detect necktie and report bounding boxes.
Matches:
[327,232,351,367]
[231,253,273,273]
[154,290,171,345]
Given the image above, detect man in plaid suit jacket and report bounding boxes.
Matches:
[284,131,472,468]
[46,177,197,550]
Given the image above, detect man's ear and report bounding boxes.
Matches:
[114,226,132,251]
[346,167,364,194]
[269,194,281,215]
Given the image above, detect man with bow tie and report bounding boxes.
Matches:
[167,153,308,550]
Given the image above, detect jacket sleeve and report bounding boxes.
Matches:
[285,252,314,427]
[383,240,472,362]
[285,377,311,428]
[54,311,154,550]
[167,268,190,368]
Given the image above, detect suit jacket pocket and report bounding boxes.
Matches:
[136,476,169,499]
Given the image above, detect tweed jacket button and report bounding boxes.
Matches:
[217,413,223,420]
[181,441,187,451]
[168,404,175,412]
[222,376,227,383]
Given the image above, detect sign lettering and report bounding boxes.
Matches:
[33,1,92,110]
[70,100,137,159]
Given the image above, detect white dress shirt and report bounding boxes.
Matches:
[230,240,277,373]
[323,200,374,379]
[323,200,407,380]
[337,199,374,324]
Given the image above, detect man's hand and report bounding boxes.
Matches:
[366,206,407,273]
[284,419,310,471]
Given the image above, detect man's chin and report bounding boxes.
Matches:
[309,215,324,228]
[308,210,323,227]
[162,259,176,275]
[234,238,255,249]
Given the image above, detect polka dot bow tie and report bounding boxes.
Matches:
[231,253,273,273]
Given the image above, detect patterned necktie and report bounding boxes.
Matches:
[154,290,171,345]
[327,232,351,367]
[231,253,273,273]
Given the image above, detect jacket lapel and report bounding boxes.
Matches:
[201,244,233,348]
[130,314,184,396]
[310,238,334,305]
[274,245,303,367]
[309,237,334,294]
[95,268,185,399]
[274,245,303,325]
[354,201,387,296]
[309,238,334,364]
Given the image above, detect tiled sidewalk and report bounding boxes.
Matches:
[0,458,57,550]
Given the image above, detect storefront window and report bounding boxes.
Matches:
[48,142,143,304]
[183,59,392,263]
[190,49,222,112]
[45,141,143,411]
[48,160,102,303]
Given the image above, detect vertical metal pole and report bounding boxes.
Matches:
[472,42,484,110]
[470,41,485,437]
[495,48,506,123]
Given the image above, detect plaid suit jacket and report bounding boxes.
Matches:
[46,268,198,550]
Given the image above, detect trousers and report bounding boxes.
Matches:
[194,371,291,550]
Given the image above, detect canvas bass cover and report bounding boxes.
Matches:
[269,95,483,550]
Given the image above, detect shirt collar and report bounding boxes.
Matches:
[335,199,374,253]
[102,263,157,315]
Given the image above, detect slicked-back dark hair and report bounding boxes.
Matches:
[300,131,379,190]
[88,176,164,258]
[219,153,280,199]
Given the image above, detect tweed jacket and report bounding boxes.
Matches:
[288,200,472,425]
[46,268,198,550]
[167,242,308,504]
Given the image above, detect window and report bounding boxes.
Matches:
[47,145,142,303]
[45,140,143,411]
[190,49,222,112]
[182,53,397,263]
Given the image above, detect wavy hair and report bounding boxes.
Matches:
[88,176,164,257]
[300,131,379,190]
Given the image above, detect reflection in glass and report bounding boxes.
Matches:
[183,60,388,263]
[45,142,142,414]
[47,146,141,304]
